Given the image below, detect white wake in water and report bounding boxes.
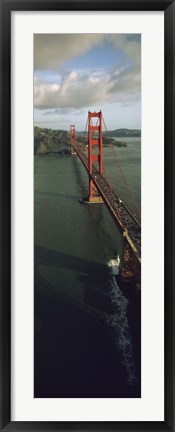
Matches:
[106,273,137,385]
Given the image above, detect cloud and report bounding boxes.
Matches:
[34,64,140,110]
[34,34,141,112]
[34,34,104,70]
[34,33,140,71]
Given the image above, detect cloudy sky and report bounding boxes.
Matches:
[34,34,141,131]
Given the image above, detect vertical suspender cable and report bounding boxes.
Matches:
[102,115,141,221]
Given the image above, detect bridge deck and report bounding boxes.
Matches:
[71,144,141,263]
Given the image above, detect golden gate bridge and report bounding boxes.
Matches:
[70,111,141,289]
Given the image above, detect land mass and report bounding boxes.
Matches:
[34,126,141,155]
[107,128,141,138]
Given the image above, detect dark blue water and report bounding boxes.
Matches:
[34,142,141,398]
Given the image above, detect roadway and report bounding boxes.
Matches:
[71,144,141,262]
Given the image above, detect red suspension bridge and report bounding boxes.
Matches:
[70,111,141,289]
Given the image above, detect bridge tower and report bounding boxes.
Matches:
[70,124,76,155]
[88,111,103,203]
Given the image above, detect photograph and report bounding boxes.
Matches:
[34,33,141,399]
[1,1,175,429]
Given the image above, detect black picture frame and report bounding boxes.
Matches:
[0,0,174,430]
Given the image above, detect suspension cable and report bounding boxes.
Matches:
[81,118,88,147]
[92,117,122,223]
[102,115,141,221]
[102,160,123,223]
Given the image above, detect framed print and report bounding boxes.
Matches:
[0,0,174,431]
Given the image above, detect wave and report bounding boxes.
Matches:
[106,273,138,385]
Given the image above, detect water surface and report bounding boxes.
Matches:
[34,140,141,398]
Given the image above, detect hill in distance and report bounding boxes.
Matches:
[107,128,141,138]
[78,128,141,137]
[34,126,141,155]
[34,127,70,155]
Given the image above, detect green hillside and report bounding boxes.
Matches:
[34,126,129,154]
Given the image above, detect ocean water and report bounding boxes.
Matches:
[34,138,141,398]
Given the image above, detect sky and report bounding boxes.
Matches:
[34,34,141,131]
